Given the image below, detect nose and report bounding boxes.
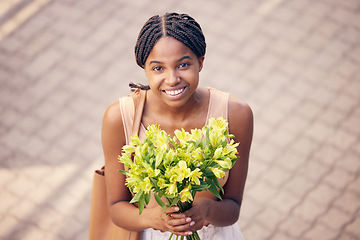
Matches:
[165,70,180,86]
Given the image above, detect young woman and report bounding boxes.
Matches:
[101,12,253,239]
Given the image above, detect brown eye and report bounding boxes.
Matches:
[178,63,189,69]
[153,66,163,71]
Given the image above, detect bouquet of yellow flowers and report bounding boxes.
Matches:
[118,117,239,240]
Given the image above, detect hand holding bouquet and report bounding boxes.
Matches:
[119,117,239,240]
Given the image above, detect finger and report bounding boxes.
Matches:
[169,222,194,237]
[164,206,180,214]
[169,212,187,219]
[168,216,192,225]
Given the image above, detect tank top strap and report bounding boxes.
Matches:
[206,87,229,124]
[206,87,230,186]
[119,95,134,145]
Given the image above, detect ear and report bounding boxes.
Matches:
[198,56,205,72]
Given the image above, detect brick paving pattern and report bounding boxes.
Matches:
[1,0,359,239]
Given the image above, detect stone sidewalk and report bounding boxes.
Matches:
[1,0,360,239]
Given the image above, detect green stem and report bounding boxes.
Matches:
[187,231,200,240]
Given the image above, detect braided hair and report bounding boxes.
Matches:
[131,13,206,90]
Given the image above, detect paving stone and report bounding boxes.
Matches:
[317,106,347,129]
[302,222,339,240]
[238,196,264,227]
[347,177,360,198]
[255,207,287,234]
[278,215,313,239]
[323,167,356,190]
[246,155,270,182]
[345,215,360,238]
[242,221,274,240]
[292,197,328,222]
[337,232,360,240]
[260,166,293,189]
[23,227,47,240]
[0,215,18,238]
[333,190,360,215]
[23,48,63,79]
[334,149,359,175]
[269,187,303,213]
[318,206,354,231]
[18,30,58,60]
[282,174,315,198]
[306,183,341,207]
[328,128,357,152]
[268,231,295,240]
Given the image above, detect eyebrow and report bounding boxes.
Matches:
[178,56,191,62]
[149,56,192,65]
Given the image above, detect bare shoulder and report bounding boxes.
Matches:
[102,100,126,149]
[228,95,253,127]
[103,101,123,125]
[227,95,253,146]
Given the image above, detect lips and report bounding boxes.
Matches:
[163,86,187,96]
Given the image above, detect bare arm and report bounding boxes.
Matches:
[181,95,253,229]
[102,101,145,231]
[102,101,193,234]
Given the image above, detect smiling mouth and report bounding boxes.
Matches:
[163,86,187,96]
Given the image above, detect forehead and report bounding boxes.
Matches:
[147,37,195,62]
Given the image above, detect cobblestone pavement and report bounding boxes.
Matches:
[1,0,360,239]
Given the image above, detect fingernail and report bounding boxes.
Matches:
[186,217,191,222]
[190,221,195,226]
[186,232,193,235]
[174,207,179,211]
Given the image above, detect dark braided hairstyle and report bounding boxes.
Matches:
[131,13,206,90]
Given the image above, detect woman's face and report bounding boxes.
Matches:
[144,36,204,109]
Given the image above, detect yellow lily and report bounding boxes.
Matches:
[210,167,225,178]
[180,186,193,202]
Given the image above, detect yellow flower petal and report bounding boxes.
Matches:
[175,128,192,146]
[180,187,193,202]
[166,183,177,195]
[189,168,202,185]
[191,129,203,142]
[212,147,223,159]
[210,167,225,178]
[140,177,153,193]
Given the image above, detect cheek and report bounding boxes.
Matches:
[147,74,164,89]
[181,69,199,81]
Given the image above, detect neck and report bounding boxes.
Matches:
[143,88,208,130]
[154,90,202,119]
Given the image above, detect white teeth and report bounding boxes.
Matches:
[165,87,185,96]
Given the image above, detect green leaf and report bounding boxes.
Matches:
[118,170,128,175]
[169,196,180,207]
[149,178,159,191]
[191,184,210,191]
[212,176,224,194]
[205,128,210,145]
[138,197,145,215]
[154,193,167,213]
[130,190,143,204]
[204,169,215,178]
[205,178,222,200]
[144,192,151,205]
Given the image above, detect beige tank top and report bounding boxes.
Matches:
[119,87,230,187]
